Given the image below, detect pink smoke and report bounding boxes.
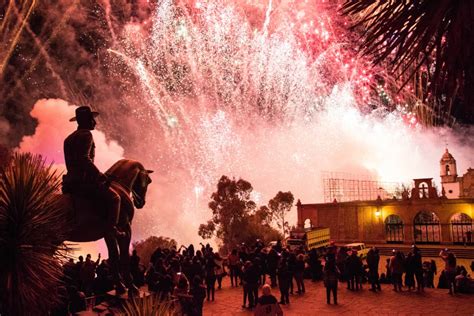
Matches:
[18,99,124,170]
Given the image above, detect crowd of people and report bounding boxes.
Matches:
[59,241,474,315]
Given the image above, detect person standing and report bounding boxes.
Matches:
[412,246,424,292]
[404,252,416,291]
[228,249,240,287]
[80,253,100,296]
[294,254,306,294]
[277,259,291,305]
[367,247,381,291]
[440,249,457,294]
[323,258,340,305]
[190,276,206,316]
[389,250,404,292]
[214,253,225,290]
[308,249,319,282]
[267,249,279,287]
[204,256,217,301]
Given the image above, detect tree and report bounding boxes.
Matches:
[255,205,272,226]
[198,175,257,249]
[238,213,283,248]
[268,191,294,239]
[132,236,177,265]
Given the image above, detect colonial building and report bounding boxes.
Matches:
[297,149,474,245]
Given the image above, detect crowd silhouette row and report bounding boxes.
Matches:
[60,240,474,315]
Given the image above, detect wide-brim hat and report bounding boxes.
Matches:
[69,105,99,122]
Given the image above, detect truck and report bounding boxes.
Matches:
[286,227,331,251]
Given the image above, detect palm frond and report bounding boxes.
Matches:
[0,152,70,315]
[120,296,175,316]
[342,0,474,121]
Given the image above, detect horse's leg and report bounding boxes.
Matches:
[103,235,126,295]
[118,223,139,297]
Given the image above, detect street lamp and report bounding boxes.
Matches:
[375,195,382,217]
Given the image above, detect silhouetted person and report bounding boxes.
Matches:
[455,270,471,293]
[190,276,206,316]
[308,249,319,281]
[389,250,404,292]
[214,253,224,289]
[323,258,340,305]
[440,249,457,294]
[80,253,100,295]
[287,253,296,294]
[404,252,416,291]
[367,247,381,291]
[277,260,291,305]
[130,250,143,286]
[336,247,348,283]
[275,240,283,253]
[242,260,259,308]
[412,246,424,292]
[267,249,279,287]
[204,256,217,301]
[63,106,124,238]
[294,254,305,294]
[228,249,240,287]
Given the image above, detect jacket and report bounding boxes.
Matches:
[63,129,104,185]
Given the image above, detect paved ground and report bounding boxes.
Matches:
[203,277,474,316]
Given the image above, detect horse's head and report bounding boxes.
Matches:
[106,160,154,209]
[132,167,153,209]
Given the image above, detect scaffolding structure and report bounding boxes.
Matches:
[322,171,400,202]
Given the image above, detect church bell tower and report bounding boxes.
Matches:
[440,148,460,198]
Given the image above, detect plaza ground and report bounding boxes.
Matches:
[203,276,474,315]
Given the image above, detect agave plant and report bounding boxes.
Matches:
[120,296,175,316]
[0,152,70,315]
[342,0,474,123]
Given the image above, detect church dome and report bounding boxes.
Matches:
[440,148,455,162]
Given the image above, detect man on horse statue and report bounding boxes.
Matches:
[62,105,125,238]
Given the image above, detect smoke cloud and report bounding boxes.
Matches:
[18,99,124,170]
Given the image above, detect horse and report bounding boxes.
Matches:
[58,159,153,296]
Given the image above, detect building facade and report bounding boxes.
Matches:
[297,149,474,245]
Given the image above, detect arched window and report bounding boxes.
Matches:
[446,164,451,175]
[451,213,473,244]
[304,218,312,230]
[413,211,441,243]
[385,215,404,243]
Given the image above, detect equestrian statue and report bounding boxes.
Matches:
[61,106,153,297]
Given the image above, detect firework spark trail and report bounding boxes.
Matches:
[11,4,67,97]
[0,0,36,78]
[0,1,14,32]
[101,0,117,46]
[3,0,80,101]
[262,0,273,38]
